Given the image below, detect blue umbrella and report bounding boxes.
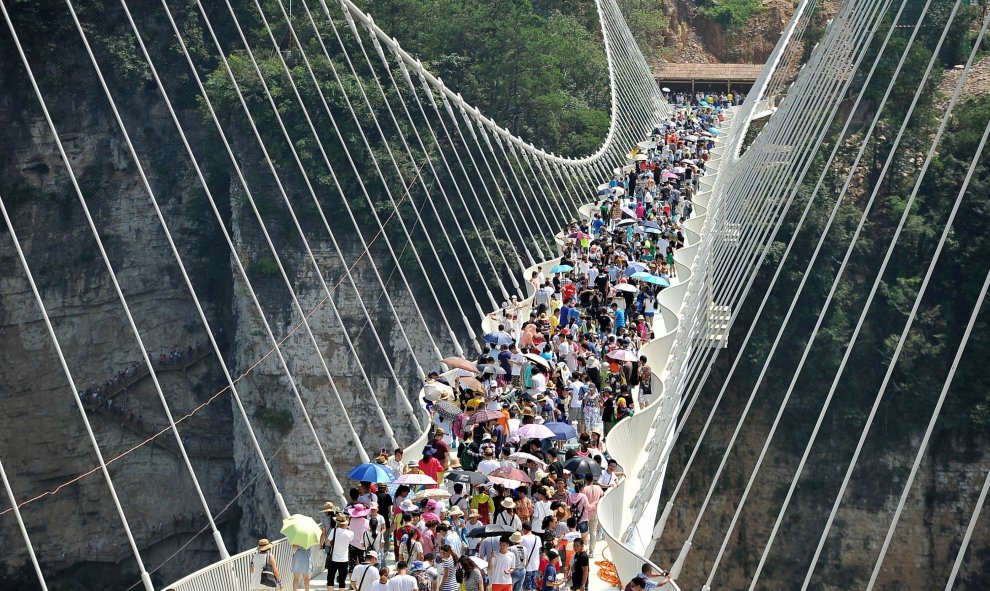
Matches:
[641,274,670,287]
[623,262,647,276]
[640,220,662,230]
[348,463,395,483]
[630,271,653,281]
[707,127,720,135]
[544,422,578,441]
[597,188,611,196]
[483,331,514,346]
[550,264,573,274]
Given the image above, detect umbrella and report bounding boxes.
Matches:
[562,456,603,477]
[614,283,638,293]
[611,187,626,196]
[641,275,670,287]
[466,524,516,538]
[672,166,686,174]
[663,172,678,179]
[508,452,546,467]
[394,473,437,485]
[469,556,489,570]
[544,422,578,441]
[423,381,454,402]
[467,408,504,425]
[458,376,486,393]
[441,357,478,373]
[280,514,322,548]
[608,349,638,362]
[446,470,489,485]
[550,264,573,274]
[488,475,523,489]
[621,207,638,219]
[623,262,647,276]
[515,423,556,440]
[596,188,612,196]
[640,220,662,230]
[615,219,636,227]
[685,135,699,142]
[348,463,395,483]
[488,467,532,483]
[634,154,648,161]
[708,127,721,135]
[483,332,514,346]
[568,232,589,240]
[523,353,551,369]
[597,182,612,191]
[636,140,653,149]
[413,488,452,501]
[630,271,654,281]
[661,87,671,93]
[638,226,663,234]
[433,400,463,420]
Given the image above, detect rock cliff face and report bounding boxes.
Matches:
[0,30,445,588]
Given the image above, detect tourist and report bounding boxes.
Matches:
[249,538,282,590]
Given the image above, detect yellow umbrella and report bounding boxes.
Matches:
[280,514,322,548]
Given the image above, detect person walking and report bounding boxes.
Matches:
[352,551,380,591]
[291,543,314,591]
[249,538,283,590]
[324,514,354,590]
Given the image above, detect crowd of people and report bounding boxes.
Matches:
[248,100,727,591]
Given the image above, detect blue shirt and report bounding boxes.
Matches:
[559,305,571,325]
[614,308,626,328]
[541,565,558,591]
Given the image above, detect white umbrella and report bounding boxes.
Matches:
[634,154,648,161]
[661,87,671,93]
[508,452,546,467]
[469,556,489,570]
[423,381,453,402]
[636,140,653,149]
[523,353,551,369]
[614,283,638,293]
[597,182,612,191]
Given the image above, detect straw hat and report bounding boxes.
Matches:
[468,509,481,518]
[375,455,388,464]
[257,538,274,552]
[334,514,349,524]
[450,506,464,517]
[509,531,523,543]
[321,502,338,514]
[501,498,516,509]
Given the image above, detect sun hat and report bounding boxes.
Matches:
[334,514,349,524]
[450,506,464,516]
[509,531,523,543]
[468,509,481,518]
[501,499,516,509]
[321,502,338,514]
[257,538,274,552]
[365,550,379,559]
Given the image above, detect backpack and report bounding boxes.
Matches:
[415,570,435,591]
[569,498,585,522]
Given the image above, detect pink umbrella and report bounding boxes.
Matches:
[672,166,686,174]
[489,467,532,483]
[608,349,639,362]
[662,172,678,179]
[515,423,555,440]
[394,473,437,485]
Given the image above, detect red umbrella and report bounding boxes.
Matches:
[488,467,532,483]
[467,408,504,425]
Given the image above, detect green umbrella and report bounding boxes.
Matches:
[280,514,322,548]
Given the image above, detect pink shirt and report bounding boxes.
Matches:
[581,485,604,518]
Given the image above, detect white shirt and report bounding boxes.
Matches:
[531,373,547,395]
[520,533,541,571]
[388,574,418,591]
[599,471,617,487]
[531,501,551,534]
[326,527,354,562]
[569,380,585,409]
[352,564,379,591]
[489,551,516,585]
